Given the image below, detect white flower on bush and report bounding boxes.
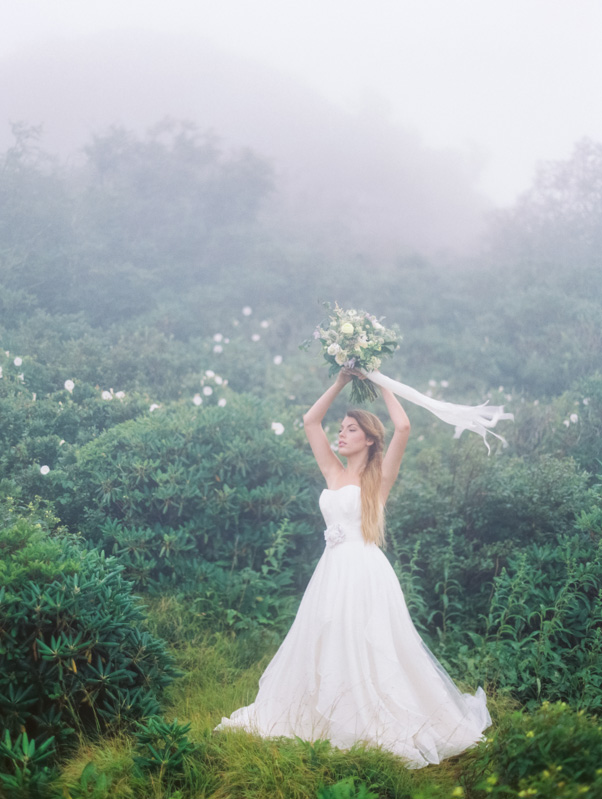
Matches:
[101,390,113,400]
[570,413,579,424]
[563,419,570,427]
[273,355,283,365]
[327,343,341,356]
[14,356,22,366]
[218,398,227,407]
[213,333,223,342]
[0,367,3,378]
[252,334,261,342]
[64,379,74,393]
[150,403,161,412]
[242,306,252,316]
[59,440,65,446]
[428,379,437,387]
[440,380,449,388]
[260,320,270,328]
[40,465,50,475]
[213,345,223,353]
[115,391,125,399]
[214,376,223,385]
[583,398,590,406]
[271,422,285,435]
[192,394,202,406]
[18,373,25,382]
[203,386,213,396]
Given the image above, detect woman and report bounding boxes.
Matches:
[217,370,491,767]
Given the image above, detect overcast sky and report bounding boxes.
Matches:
[3,0,601,205]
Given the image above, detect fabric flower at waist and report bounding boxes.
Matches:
[324,523,346,547]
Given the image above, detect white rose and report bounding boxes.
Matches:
[327,343,341,356]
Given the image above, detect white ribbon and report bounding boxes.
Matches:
[364,371,514,453]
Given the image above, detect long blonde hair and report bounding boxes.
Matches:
[346,409,385,547]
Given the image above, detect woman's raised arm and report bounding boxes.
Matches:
[302,371,351,484]
[379,379,411,502]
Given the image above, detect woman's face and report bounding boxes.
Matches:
[338,416,372,457]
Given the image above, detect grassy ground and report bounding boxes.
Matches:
[49,596,602,799]
[48,596,515,799]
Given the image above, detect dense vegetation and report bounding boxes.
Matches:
[1,123,601,797]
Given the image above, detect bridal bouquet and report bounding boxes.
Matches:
[304,304,400,403]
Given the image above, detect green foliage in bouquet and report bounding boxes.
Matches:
[302,303,400,403]
[0,498,176,757]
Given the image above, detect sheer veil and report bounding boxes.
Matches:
[365,370,513,452]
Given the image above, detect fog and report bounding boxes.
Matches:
[2,2,602,257]
[0,30,492,255]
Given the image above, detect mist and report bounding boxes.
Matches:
[0,29,490,257]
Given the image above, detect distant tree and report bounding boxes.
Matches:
[0,124,74,311]
[0,121,274,324]
[79,120,274,291]
[490,138,602,285]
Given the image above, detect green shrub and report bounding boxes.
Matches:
[0,729,56,799]
[317,777,379,799]
[471,701,602,797]
[485,535,602,710]
[435,533,602,711]
[0,499,176,751]
[133,716,198,775]
[385,448,595,643]
[67,397,320,588]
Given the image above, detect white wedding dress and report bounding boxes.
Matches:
[217,485,491,767]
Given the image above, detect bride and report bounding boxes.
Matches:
[217,369,491,767]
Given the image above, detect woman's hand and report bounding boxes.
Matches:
[336,367,365,386]
[334,369,354,387]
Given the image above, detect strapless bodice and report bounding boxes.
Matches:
[319,485,365,545]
